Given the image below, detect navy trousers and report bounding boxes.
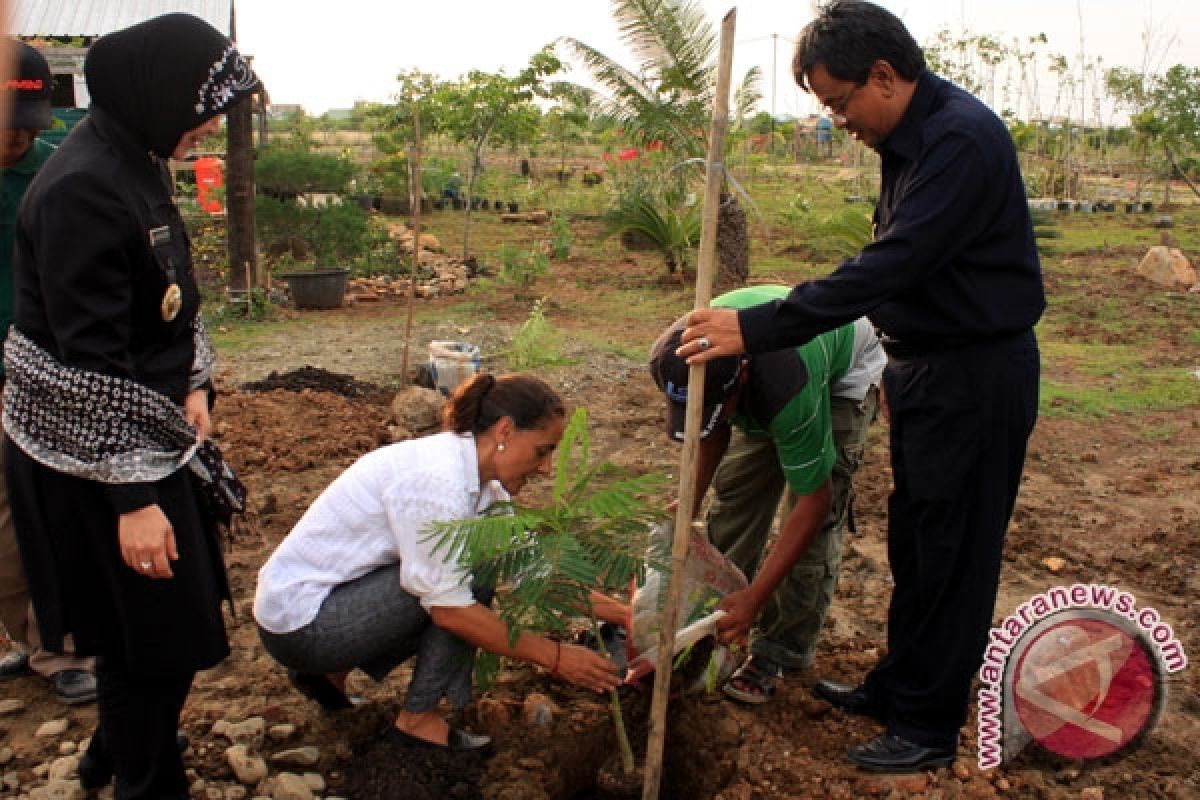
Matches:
[863,331,1040,749]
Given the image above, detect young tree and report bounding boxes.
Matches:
[361,71,445,200]
[1105,65,1200,203]
[436,47,563,260]
[431,409,668,776]
[543,82,596,185]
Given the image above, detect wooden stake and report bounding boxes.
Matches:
[401,106,422,385]
[641,9,737,800]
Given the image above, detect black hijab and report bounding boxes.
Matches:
[84,12,260,158]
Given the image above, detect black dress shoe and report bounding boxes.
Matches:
[848,734,955,773]
[78,727,189,789]
[0,649,30,679]
[77,747,113,791]
[813,679,885,720]
[386,725,492,753]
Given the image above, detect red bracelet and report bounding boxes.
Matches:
[551,641,562,676]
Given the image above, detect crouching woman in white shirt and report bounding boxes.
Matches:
[253,373,622,751]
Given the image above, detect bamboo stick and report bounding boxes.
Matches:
[401,106,422,384]
[641,9,737,799]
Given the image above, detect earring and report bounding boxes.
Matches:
[497,443,506,452]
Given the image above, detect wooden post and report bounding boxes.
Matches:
[226,7,257,291]
[400,106,422,384]
[641,9,737,800]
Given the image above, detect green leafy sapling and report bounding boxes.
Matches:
[429,407,669,775]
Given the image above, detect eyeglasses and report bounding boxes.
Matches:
[822,83,864,120]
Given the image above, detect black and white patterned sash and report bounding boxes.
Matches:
[2,322,213,484]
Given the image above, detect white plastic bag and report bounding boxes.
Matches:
[428,340,480,395]
[626,520,747,689]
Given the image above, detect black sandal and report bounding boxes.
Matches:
[386,725,493,753]
[287,669,358,711]
[722,655,782,705]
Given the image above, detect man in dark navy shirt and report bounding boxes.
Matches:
[679,0,1044,773]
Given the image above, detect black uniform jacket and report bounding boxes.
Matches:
[6,108,230,671]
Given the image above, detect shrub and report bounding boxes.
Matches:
[255,144,357,197]
[603,192,701,274]
[497,245,549,287]
[255,196,369,266]
[509,299,562,370]
[550,213,573,260]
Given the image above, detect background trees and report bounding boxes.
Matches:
[560,0,760,283]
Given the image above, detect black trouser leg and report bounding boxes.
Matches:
[863,336,1039,750]
[95,661,194,799]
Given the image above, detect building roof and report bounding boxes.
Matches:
[11,0,233,38]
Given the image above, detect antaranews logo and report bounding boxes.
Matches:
[976,583,1187,769]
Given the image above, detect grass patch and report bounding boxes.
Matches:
[1050,205,1200,255]
[440,298,497,321]
[574,330,650,362]
[1138,421,1180,442]
[1039,343,1200,418]
[205,313,305,354]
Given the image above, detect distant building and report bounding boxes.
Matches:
[11,0,245,144]
[268,103,305,120]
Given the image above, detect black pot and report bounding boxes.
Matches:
[452,198,465,210]
[432,198,445,210]
[507,201,519,213]
[279,268,351,310]
[493,200,504,211]
[380,195,410,216]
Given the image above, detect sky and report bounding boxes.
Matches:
[235,0,1199,123]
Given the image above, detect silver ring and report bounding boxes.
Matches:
[697,337,711,351]
[140,561,153,571]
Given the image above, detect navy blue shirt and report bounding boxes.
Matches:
[740,71,1045,351]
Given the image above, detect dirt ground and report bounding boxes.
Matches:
[1,252,1197,800]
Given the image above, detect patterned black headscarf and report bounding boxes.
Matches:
[84,12,260,158]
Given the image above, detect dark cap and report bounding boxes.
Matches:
[648,318,743,441]
[4,41,53,130]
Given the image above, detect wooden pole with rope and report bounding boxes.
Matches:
[641,9,737,799]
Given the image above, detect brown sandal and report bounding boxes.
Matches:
[722,655,781,705]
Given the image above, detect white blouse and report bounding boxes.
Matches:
[253,431,509,634]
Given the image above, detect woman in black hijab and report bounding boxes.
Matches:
[3,14,258,798]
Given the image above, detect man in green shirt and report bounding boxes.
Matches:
[649,285,883,703]
[0,40,97,704]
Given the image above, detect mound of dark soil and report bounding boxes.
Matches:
[240,365,388,400]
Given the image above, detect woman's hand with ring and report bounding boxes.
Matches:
[119,504,178,579]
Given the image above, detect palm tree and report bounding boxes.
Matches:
[561,0,760,284]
